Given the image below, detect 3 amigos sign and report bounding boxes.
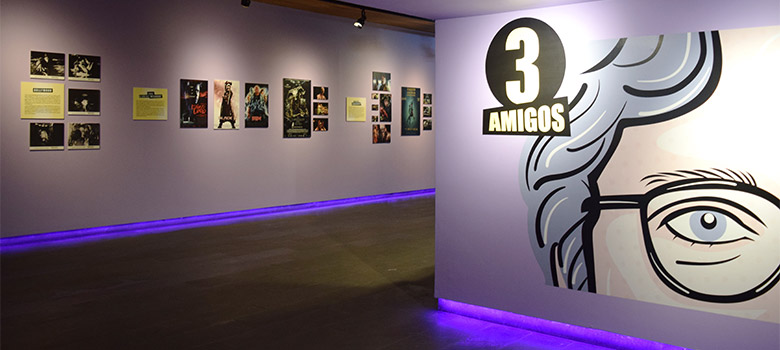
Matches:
[483,18,570,136]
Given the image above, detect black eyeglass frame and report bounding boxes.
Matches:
[582,178,780,303]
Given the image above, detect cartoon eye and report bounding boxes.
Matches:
[659,206,756,245]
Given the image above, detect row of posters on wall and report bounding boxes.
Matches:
[25,51,102,150]
[179,78,330,137]
[369,71,433,144]
[20,53,432,148]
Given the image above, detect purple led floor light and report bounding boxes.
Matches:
[438,299,689,350]
[1,189,435,254]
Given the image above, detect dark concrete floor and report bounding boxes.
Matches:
[1,195,611,349]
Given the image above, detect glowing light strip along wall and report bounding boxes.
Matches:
[438,299,689,350]
[1,189,435,254]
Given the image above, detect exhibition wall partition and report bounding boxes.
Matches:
[0,0,435,237]
[434,0,779,349]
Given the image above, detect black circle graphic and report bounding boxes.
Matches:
[485,18,566,107]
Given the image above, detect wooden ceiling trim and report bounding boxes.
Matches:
[251,0,435,35]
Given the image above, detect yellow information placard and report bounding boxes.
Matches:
[133,87,168,120]
[346,97,366,122]
[21,81,64,119]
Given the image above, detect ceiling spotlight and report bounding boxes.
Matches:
[354,9,366,29]
[241,0,251,8]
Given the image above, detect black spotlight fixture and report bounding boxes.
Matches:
[354,9,366,29]
[241,0,251,8]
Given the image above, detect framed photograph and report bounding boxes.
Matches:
[68,123,100,149]
[372,116,379,122]
[314,102,328,116]
[379,94,392,122]
[372,124,391,144]
[423,106,432,118]
[180,79,208,128]
[423,93,432,105]
[313,118,328,131]
[372,71,391,92]
[68,88,100,115]
[283,78,311,138]
[30,123,64,151]
[215,79,240,129]
[423,119,432,131]
[68,54,101,82]
[314,86,328,100]
[245,83,269,128]
[401,87,421,136]
[30,51,65,80]
[371,92,379,100]
[371,104,378,111]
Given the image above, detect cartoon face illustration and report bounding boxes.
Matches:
[522,26,779,322]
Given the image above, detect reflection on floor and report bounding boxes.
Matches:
[2,194,639,349]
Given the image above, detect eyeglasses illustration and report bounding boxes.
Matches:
[584,178,779,303]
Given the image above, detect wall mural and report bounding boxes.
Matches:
[486,19,779,322]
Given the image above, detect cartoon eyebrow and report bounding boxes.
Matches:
[642,168,757,187]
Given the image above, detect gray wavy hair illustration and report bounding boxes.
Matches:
[521,31,723,291]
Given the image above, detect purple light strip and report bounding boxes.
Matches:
[1,189,435,254]
[438,299,688,350]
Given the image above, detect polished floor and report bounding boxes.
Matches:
[1,195,613,349]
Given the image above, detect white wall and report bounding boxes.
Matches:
[0,0,435,237]
[435,0,779,348]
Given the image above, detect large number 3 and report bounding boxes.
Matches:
[505,27,540,105]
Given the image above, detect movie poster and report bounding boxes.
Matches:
[283,78,311,138]
[29,123,64,150]
[372,124,391,144]
[313,118,328,131]
[68,123,100,149]
[68,88,100,115]
[314,102,328,116]
[401,87,420,136]
[68,54,101,82]
[379,94,392,122]
[180,79,208,128]
[30,51,65,80]
[372,71,391,91]
[214,80,240,129]
[245,83,269,128]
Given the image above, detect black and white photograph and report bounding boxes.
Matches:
[68,123,100,149]
[30,51,65,79]
[29,123,65,150]
[68,54,101,82]
[68,89,100,115]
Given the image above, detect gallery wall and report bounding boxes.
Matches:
[434,0,779,349]
[0,0,435,237]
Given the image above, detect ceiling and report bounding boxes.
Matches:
[251,0,600,35]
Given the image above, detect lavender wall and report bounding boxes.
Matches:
[434,0,779,348]
[0,0,435,237]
